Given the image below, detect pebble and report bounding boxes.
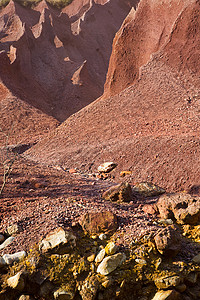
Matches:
[99,233,107,240]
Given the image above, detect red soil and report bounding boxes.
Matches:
[25,0,200,193]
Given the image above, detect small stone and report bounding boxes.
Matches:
[192,253,200,264]
[95,249,106,263]
[69,168,77,174]
[135,258,147,265]
[98,162,117,173]
[97,253,126,275]
[105,242,118,255]
[102,182,133,203]
[99,233,107,240]
[6,224,22,236]
[154,275,182,289]
[0,234,5,243]
[3,251,26,265]
[7,271,25,291]
[87,254,96,262]
[53,288,74,299]
[120,171,132,177]
[158,219,174,225]
[152,289,181,300]
[0,236,15,250]
[101,278,113,288]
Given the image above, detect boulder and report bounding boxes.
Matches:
[98,162,117,173]
[154,225,181,257]
[156,193,200,225]
[132,182,165,197]
[39,228,76,254]
[7,271,25,291]
[102,182,133,203]
[79,211,118,235]
[97,253,126,275]
[3,251,26,265]
[152,290,181,300]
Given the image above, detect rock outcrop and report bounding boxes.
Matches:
[0,0,137,122]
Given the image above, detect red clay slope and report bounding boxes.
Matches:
[103,0,193,98]
[0,0,137,121]
[0,51,59,145]
[25,0,200,193]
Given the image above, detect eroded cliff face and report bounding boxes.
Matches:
[103,0,194,98]
[25,0,200,193]
[0,0,137,121]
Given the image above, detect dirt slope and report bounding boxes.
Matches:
[25,0,200,193]
[0,0,137,121]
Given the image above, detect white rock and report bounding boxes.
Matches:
[97,253,126,275]
[7,271,25,291]
[0,236,15,250]
[95,249,106,263]
[3,251,26,265]
[99,233,107,240]
[98,162,117,173]
[39,227,76,253]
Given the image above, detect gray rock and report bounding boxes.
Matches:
[39,227,76,254]
[3,251,26,265]
[97,253,126,275]
[0,236,15,250]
